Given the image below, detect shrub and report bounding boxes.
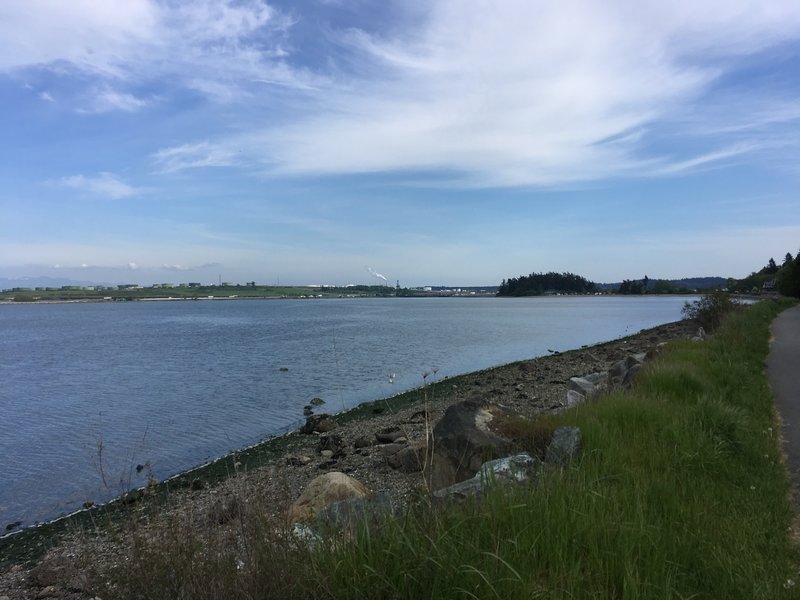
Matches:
[681,290,738,332]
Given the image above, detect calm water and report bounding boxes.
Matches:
[0,296,693,529]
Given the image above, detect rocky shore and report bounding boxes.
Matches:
[0,319,697,599]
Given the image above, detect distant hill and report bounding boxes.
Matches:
[0,276,110,291]
[597,277,727,291]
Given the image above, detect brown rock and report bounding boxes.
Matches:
[286,472,371,523]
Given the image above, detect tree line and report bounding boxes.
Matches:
[498,272,596,296]
[727,251,799,296]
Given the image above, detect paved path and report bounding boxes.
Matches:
[768,304,800,495]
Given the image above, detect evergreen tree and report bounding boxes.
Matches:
[777,250,800,298]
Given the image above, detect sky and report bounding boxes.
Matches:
[1,0,800,288]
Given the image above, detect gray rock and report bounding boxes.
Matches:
[545,426,582,467]
[378,443,406,458]
[568,373,608,398]
[428,399,514,491]
[303,405,313,416]
[433,453,539,502]
[565,389,586,407]
[310,397,326,406]
[386,439,429,473]
[314,491,394,536]
[375,426,406,444]
[291,522,321,547]
[622,363,642,387]
[320,450,334,459]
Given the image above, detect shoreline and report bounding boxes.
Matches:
[0,318,697,572]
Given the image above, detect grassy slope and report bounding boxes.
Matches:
[307,298,799,599]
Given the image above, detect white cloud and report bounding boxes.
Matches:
[39,91,55,102]
[0,0,316,107]
[58,172,137,199]
[244,0,800,186]
[3,1,800,185]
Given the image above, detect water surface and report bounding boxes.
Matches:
[0,295,693,528]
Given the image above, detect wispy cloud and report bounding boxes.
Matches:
[57,172,138,199]
[651,143,762,176]
[242,1,800,187]
[81,89,151,113]
[38,91,55,102]
[0,0,316,106]
[152,142,240,173]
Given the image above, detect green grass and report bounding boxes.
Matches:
[10,299,800,599]
[302,298,799,599]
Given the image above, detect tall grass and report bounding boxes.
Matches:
[93,299,799,599]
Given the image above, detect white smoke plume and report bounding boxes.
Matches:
[366,266,388,281]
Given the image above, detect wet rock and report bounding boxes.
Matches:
[310,397,325,406]
[279,367,289,372]
[121,489,142,505]
[300,414,338,434]
[5,520,21,531]
[303,405,313,416]
[286,472,371,523]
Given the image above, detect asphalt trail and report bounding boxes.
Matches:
[768,304,800,498]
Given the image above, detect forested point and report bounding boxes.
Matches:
[497,272,596,296]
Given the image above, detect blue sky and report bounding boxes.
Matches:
[1,0,799,287]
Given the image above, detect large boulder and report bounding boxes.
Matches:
[428,400,514,491]
[608,354,647,388]
[568,372,608,399]
[286,472,370,523]
[433,453,539,503]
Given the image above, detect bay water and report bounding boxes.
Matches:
[0,295,694,529]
